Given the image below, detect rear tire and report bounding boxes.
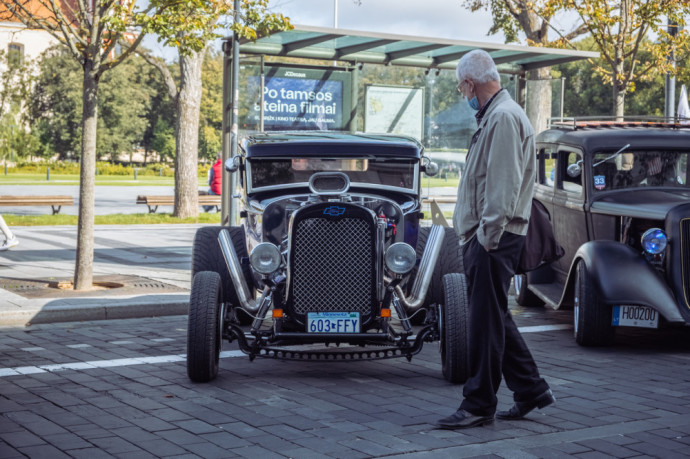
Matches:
[440,273,469,384]
[192,226,253,324]
[574,260,615,346]
[187,271,223,382]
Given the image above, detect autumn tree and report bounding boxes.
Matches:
[547,0,690,118]
[137,0,291,219]
[0,0,236,289]
[462,0,587,132]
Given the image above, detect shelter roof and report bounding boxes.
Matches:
[237,25,599,73]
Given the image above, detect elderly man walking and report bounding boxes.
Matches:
[436,50,555,430]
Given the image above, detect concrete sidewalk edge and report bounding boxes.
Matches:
[0,293,190,327]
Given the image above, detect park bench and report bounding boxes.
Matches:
[136,194,221,213]
[0,195,74,214]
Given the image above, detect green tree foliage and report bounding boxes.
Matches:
[136,0,291,218]
[141,62,176,163]
[199,50,223,161]
[0,49,44,162]
[150,118,176,160]
[30,46,171,161]
[29,48,82,158]
[556,36,690,118]
[546,0,690,117]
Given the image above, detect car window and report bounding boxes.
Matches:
[558,151,582,195]
[537,147,556,186]
[591,150,689,191]
[249,157,418,191]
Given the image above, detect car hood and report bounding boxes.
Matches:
[590,189,690,220]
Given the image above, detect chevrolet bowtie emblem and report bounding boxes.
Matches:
[323,206,346,217]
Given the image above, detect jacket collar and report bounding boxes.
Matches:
[475,88,508,127]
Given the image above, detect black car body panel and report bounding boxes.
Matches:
[522,120,690,345]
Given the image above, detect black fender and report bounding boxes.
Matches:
[558,240,684,323]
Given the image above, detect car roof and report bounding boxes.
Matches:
[537,126,690,152]
[242,131,423,159]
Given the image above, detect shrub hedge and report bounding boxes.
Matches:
[5,160,213,177]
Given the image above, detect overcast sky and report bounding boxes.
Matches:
[268,0,508,42]
[143,0,581,60]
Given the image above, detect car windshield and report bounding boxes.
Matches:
[590,150,690,191]
[248,157,417,191]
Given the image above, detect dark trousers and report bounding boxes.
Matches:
[459,232,549,416]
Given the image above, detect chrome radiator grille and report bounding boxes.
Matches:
[291,217,375,315]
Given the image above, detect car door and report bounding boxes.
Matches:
[551,147,588,278]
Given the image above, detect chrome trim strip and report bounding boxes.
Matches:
[218,229,260,312]
[394,224,445,310]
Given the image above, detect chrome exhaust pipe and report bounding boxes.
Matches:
[218,229,260,312]
[395,224,445,310]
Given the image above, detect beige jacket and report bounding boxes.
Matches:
[452,90,535,251]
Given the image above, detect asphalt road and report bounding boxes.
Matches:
[2,308,690,458]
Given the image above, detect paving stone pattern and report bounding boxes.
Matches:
[1,307,690,458]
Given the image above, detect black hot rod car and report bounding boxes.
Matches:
[187,132,467,382]
[514,119,690,346]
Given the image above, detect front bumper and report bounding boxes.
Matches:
[227,322,438,361]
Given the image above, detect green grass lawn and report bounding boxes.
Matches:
[421,176,460,189]
[3,212,222,226]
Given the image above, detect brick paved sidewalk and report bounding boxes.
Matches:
[1,307,689,458]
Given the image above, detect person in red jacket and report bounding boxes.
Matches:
[204,155,222,212]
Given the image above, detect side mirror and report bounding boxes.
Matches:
[225,155,241,173]
[567,163,581,178]
[422,156,439,177]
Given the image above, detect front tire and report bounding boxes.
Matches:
[187,271,223,382]
[192,226,253,324]
[513,274,544,307]
[440,273,469,384]
[574,260,614,346]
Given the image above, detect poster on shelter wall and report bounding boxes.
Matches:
[364,85,424,140]
[248,66,352,131]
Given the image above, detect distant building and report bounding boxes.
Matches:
[0,0,60,66]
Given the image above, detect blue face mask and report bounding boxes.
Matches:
[467,96,480,111]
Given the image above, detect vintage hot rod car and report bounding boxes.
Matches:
[514,119,690,346]
[186,132,467,382]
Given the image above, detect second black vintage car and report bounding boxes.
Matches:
[515,119,690,346]
[187,132,467,382]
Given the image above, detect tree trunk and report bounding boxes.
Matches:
[526,67,552,134]
[173,49,205,218]
[515,9,552,134]
[74,61,98,290]
[613,85,625,119]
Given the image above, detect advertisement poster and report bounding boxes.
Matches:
[248,66,352,131]
[364,85,424,140]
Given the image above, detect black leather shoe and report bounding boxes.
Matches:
[435,409,494,429]
[496,389,556,420]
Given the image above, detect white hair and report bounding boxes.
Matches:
[455,49,500,84]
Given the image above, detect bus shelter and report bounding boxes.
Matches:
[220,24,598,222]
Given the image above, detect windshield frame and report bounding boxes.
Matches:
[588,148,690,193]
[246,156,420,194]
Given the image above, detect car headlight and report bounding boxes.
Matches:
[384,243,416,275]
[249,243,281,274]
[641,228,667,254]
